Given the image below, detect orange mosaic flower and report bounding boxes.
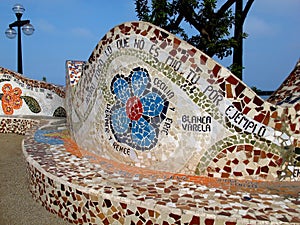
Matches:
[1,83,23,115]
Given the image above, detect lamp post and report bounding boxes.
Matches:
[5,4,34,74]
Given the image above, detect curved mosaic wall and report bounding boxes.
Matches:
[65,21,300,182]
[0,67,66,117]
[268,60,300,106]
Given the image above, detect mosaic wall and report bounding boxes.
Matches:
[0,116,38,135]
[0,67,66,117]
[268,60,300,106]
[65,21,300,182]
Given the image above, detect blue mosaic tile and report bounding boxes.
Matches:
[34,129,64,145]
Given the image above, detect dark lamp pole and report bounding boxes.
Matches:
[5,4,34,74]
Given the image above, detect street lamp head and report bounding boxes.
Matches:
[5,27,17,39]
[6,3,34,74]
[22,23,34,35]
[12,3,25,15]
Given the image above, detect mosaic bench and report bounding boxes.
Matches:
[0,114,298,224]
[21,118,300,224]
[2,20,300,224]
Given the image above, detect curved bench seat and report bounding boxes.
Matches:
[23,118,300,224]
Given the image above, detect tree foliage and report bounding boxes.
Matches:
[135,0,254,80]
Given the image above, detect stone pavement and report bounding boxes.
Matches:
[0,133,71,225]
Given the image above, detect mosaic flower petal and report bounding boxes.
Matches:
[111,107,130,133]
[131,117,156,148]
[13,98,23,109]
[13,87,22,97]
[131,70,149,97]
[141,92,164,117]
[2,104,13,115]
[2,93,13,105]
[2,83,12,93]
[113,78,130,104]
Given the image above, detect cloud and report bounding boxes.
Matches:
[70,27,94,39]
[245,17,279,37]
[35,19,56,33]
[34,19,95,39]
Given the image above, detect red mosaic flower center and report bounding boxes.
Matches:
[126,96,143,121]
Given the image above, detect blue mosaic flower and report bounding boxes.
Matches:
[110,67,168,151]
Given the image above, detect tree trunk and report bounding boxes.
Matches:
[232,0,243,80]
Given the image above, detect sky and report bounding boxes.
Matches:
[0,0,299,91]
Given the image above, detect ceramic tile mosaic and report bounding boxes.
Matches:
[0,116,38,135]
[268,60,300,106]
[66,61,84,86]
[1,20,300,224]
[20,118,299,224]
[65,21,300,182]
[0,67,66,117]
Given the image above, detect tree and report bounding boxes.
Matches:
[231,0,254,79]
[135,0,254,80]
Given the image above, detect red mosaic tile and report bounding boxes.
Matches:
[200,55,207,64]
[187,48,196,56]
[261,166,269,173]
[205,218,215,225]
[246,168,254,175]
[235,83,246,97]
[233,171,243,176]
[232,158,239,164]
[223,166,232,173]
[227,146,236,153]
[254,113,265,123]
[262,111,270,126]
[189,216,200,225]
[225,222,236,225]
[212,64,221,77]
[226,75,239,85]
[242,106,251,114]
[221,173,230,178]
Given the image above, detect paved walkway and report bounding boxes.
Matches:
[0,133,70,225]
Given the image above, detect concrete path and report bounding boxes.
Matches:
[0,134,71,225]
